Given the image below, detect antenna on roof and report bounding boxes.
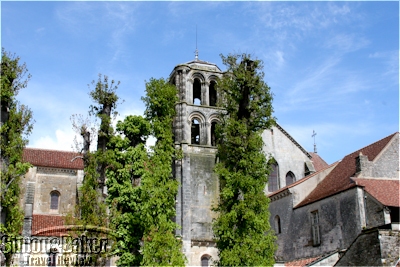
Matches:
[195,25,199,61]
[312,130,317,153]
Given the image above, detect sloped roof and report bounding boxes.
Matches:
[32,214,67,236]
[352,178,400,207]
[309,152,329,172]
[296,133,397,208]
[268,162,337,199]
[23,148,84,170]
[285,256,321,267]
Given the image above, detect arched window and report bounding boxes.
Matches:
[209,81,217,106]
[286,171,295,186]
[211,121,217,146]
[268,161,279,192]
[50,191,60,211]
[274,215,281,234]
[201,255,211,267]
[193,78,202,105]
[191,119,200,145]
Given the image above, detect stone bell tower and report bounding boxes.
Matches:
[169,54,223,266]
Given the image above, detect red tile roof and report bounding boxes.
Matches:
[352,178,400,207]
[309,152,329,172]
[285,256,320,267]
[23,148,84,170]
[32,214,67,236]
[296,133,397,208]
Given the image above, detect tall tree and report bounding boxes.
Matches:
[106,78,186,266]
[0,48,34,263]
[72,74,119,225]
[140,78,186,266]
[213,53,277,266]
[106,115,150,266]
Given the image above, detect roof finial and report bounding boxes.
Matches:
[312,130,317,153]
[195,25,199,61]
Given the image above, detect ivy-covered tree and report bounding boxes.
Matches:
[139,78,186,266]
[106,78,186,266]
[106,115,150,266]
[212,53,277,266]
[0,48,34,263]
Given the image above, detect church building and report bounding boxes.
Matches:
[9,55,399,266]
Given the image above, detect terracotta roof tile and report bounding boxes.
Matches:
[309,152,329,172]
[23,148,84,170]
[285,256,320,267]
[296,133,397,208]
[352,178,400,207]
[32,214,67,237]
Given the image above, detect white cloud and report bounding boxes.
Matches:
[324,33,369,53]
[31,129,77,151]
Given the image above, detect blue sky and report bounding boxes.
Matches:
[1,1,399,164]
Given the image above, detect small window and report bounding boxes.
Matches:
[209,81,217,106]
[311,211,320,246]
[191,119,200,145]
[211,121,217,146]
[193,78,202,105]
[50,191,60,210]
[201,255,211,267]
[285,171,295,186]
[268,161,279,192]
[274,215,281,234]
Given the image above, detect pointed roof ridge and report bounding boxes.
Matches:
[296,132,397,208]
[275,123,312,159]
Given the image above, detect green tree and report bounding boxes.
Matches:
[73,74,119,226]
[106,115,150,266]
[106,78,186,266]
[212,53,277,266]
[0,48,34,263]
[139,78,185,266]
[67,75,119,266]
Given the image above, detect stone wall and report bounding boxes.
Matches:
[262,125,313,193]
[20,167,81,215]
[365,192,385,228]
[358,133,399,179]
[335,229,400,266]
[188,151,219,241]
[270,188,363,262]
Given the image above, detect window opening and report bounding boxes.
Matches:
[193,78,202,105]
[209,81,217,106]
[50,191,60,210]
[268,161,279,192]
[191,119,200,145]
[275,215,281,234]
[286,171,295,187]
[211,121,217,146]
[311,210,320,246]
[201,255,210,267]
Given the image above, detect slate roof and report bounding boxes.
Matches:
[352,178,400,207]
[309,152,329,172]
[296,133,397,208]
[23,148,84,170]
[32,214,67,236]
